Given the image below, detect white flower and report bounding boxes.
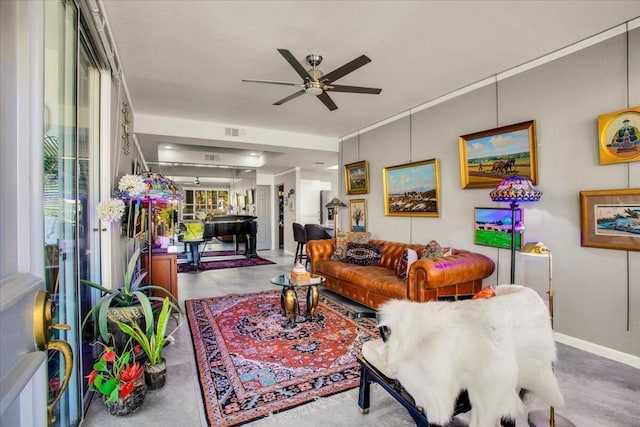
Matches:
[118,174,146,197]
[97,199,126,222]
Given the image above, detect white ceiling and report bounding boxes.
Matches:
[101,0,640,179]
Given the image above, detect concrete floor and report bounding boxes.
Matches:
[82,246,640,426]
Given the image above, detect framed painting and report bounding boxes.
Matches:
[458,120,538,189]
[383,158,440,217]
[597,106,640,164]
[474,207,523,250]
[580,188,640,251]
[345,160,369,195]
[349,199,366,232]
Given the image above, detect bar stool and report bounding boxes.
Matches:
[292,223,308,265]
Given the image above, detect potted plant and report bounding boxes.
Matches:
[116,297,181,390]
[86,340,147,416]
[81,241,181,352]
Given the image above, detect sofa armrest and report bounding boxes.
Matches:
[407,251,495,299]
[306,239,336,273]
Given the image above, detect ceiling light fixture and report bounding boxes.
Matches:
[304,82,323,96]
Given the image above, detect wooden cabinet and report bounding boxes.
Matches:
[141,253,178,301]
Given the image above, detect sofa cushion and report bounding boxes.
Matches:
[331,231,372,261]
[397,248,419,279]
[345,243,382,266]
[423,240,451,258]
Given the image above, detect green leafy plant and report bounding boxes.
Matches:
[116,297,181,365]
[81,242,180,344]
[86,341,144,403]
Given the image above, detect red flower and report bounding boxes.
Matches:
[120,381,134,398]
[49,377,61,392]
[102,349,116,363]
[85,370,97,385]
[133,345,142,354]
[120,362,143,382]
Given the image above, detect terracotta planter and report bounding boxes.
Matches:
[144,359,167,390]
[103,374,147,416]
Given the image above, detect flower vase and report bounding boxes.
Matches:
[144,359,167,390]
[103,374,147,416]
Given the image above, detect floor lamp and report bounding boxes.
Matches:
[119,172,183,284]
[520,242,575,427]
[490,176,542,284]
[325,197,347,237]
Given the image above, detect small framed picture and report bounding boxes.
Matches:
[474,207,523,250]
[349,199,366,232]
[597,106,640,164]
[580,188,640,251]
[458,120,538,189]
[345,160,369,195]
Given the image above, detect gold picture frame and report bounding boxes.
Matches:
[383,158,440,217]
[345,160,369,195]
[580,188,640,251]
[597,106,640,164]
[349,199,366,232]
[458,120,538,189]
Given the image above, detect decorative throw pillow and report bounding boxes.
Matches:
[422,240,451,258]
[345,242,382,266]
[472,286,496,300]
[331,231,372,261]
[397,248,419,279]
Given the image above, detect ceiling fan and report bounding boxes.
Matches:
[242,49,382,111]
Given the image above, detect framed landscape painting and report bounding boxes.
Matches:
[383,158,440,217]
[345,160,369,195]
[458,120,538,189]
[474,207,523,250]
[597,106,640,164]
[349,199,366,231]
[580,188,640,251]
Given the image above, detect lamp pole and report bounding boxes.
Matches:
[509,201,518,284]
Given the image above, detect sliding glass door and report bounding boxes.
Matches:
[44,1,102,424]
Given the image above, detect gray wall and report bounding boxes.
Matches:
[340,29,640,356]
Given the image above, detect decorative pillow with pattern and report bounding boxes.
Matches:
[345,242,382,266]
[397,248,419,279]
[422,240,452,258]
[331,231,372,261]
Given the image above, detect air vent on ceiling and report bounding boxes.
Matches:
[224,127,245,137]
[204,154,219,161]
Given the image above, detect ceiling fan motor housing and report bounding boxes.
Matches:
[306,54,322,68]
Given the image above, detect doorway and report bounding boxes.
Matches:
[277,185,284,249]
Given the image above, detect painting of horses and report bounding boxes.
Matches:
[383,158,440,217]
[474,207,523,250]
[459,120,538,189]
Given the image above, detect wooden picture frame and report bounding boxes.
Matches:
[597,106,640,164]
[344,160,369,195]
[458,120,538,189]
[349,199,366,232]
[383,158,440,217]
[474,207,523,250]
[580,188,640,251]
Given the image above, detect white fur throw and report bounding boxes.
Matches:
[377,285,564,427]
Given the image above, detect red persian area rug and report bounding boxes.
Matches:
[186,289,379,426]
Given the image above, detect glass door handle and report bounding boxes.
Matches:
[34,291,73,426]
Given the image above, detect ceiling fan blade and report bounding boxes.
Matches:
[316,92,338,111]
[273,90,306,106]
[243,79,304,87]
[278,49,313,82]
[325,84,382,94]
[321,55,371,83]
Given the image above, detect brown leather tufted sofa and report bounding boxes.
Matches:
[306,239,495,309]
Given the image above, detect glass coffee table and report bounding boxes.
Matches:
[270,274,326,329]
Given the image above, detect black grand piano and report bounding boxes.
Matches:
[202,215,258,258]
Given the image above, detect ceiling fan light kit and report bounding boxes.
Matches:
[242,49,382,111]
